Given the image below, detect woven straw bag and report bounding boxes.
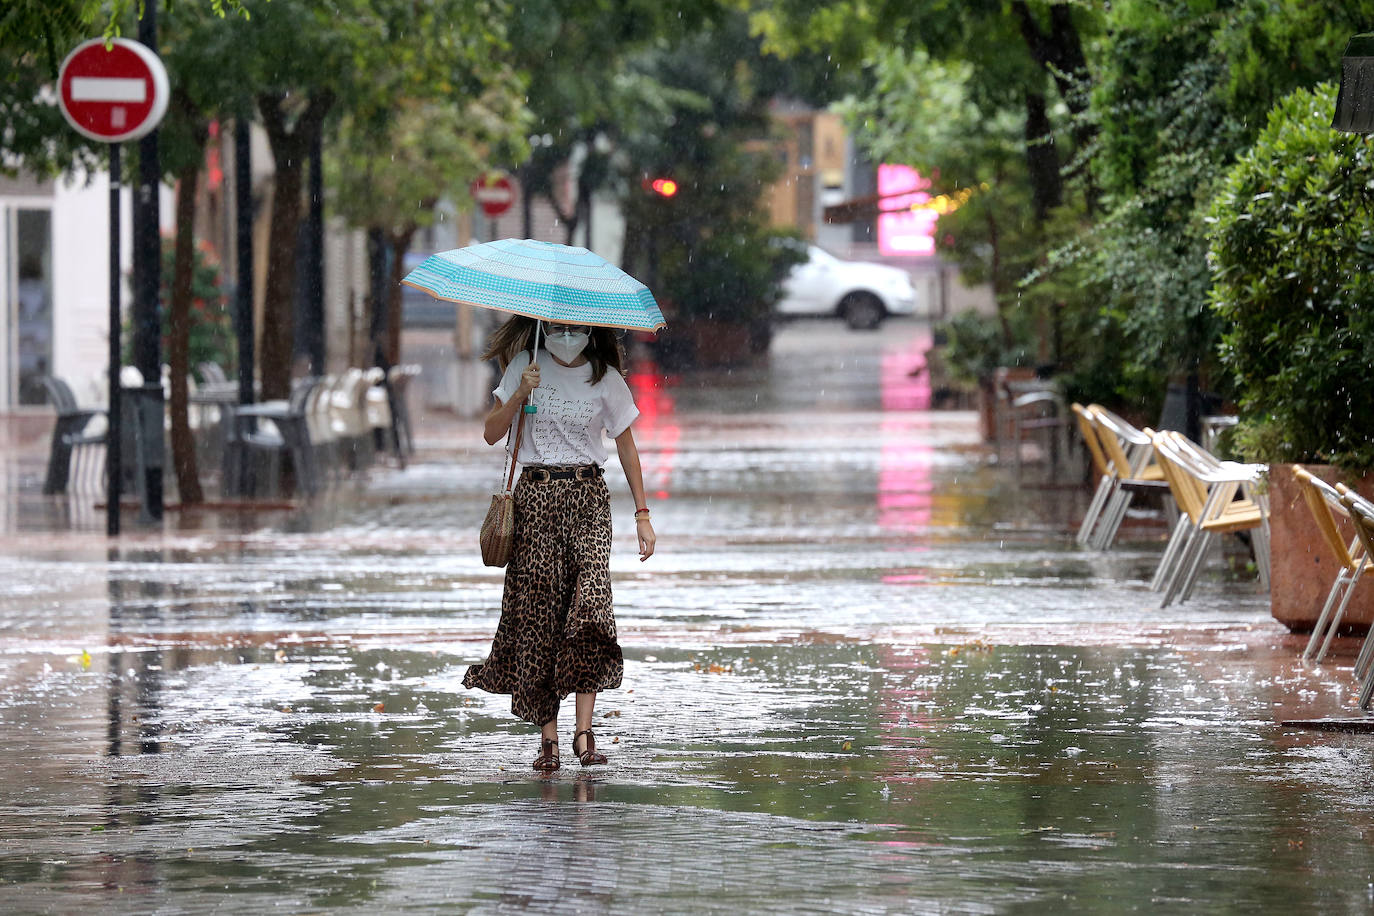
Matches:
[479,398,527,567]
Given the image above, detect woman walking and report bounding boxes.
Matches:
[463,316,656,772]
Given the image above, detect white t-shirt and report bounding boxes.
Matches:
[493,348,640,466]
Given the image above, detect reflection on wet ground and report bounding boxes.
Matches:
[2,321,1373,912]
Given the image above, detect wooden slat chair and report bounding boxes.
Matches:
[1085,405,1171,550]
[1148,430,1269,608]
[1334,486,1374,707]
[1293,468,1374,663]
[1071,403,1113,545]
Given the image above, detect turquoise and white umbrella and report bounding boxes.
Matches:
[401,238,666,332]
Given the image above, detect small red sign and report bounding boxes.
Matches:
[471,173,516,217]
[58,38,169,144]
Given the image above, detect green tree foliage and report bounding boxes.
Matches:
[1068,0,1374,413]
[1066,3,1246,406]
[507,0,723,243]
[748,0,1101,219]
[841,49,1036,343]
[125,241,234,372]
[615,16,804,329]
[329,83,531,363]
[1207,83,1374,470]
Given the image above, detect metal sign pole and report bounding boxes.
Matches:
[107,144,123,537]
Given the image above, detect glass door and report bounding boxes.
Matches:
[8,208,53,406]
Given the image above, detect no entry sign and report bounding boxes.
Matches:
[471,173,516,218]
[58,38,169,144]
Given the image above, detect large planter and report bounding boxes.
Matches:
[1269,463,1374,632]
[975,366,1036,444]
[653,318,770,371]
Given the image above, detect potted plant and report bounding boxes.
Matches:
[1207,82,1374,631]
[653,227,805,369]
[931,308,1034,439]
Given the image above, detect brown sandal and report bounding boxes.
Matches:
[572,728,608,766]
[533,738,560,772]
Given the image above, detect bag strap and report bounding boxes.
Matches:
[500,398,527,495]
[499,343,539,495]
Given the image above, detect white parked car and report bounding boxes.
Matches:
[776,245,921,330]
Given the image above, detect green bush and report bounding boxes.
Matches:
[123,240,236,378]
[1207,82,1374,471]
[934,308,1034,386]
[658,226,806,324]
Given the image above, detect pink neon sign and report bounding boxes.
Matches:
[877,164,936,257]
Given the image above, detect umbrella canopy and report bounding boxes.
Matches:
[401,238,665,332]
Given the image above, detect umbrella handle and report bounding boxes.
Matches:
[527,320,541,414]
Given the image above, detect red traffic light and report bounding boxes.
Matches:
[650,178,678,198]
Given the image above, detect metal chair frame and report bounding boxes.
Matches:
[1071,403,1113,546]
[1085,405,1170,551]
[1333,487,1374,708]
[1294,467,1373,663]
[1149,430,1269,608]
[39,375,107,495]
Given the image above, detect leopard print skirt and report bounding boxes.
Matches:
[462,470,623,726]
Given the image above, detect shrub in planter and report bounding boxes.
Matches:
[653,228,805,369]
[933,308,1034,389]
[1208,82,1374,630]
[1207,82,1374,471]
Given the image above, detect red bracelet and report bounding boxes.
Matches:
[635,506,649,513]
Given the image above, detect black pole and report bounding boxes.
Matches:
[306,128,325,374]
[519,164,533,239]
[107,144,123,537]
[234,119,255,408]
[367,227,389,361]
[132,6,163,520]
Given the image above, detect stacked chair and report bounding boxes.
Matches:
[1292,467,1374,664]
[234,376,323,498]
[1335,486,1374,708]
[1071,403,1270,608]
[329,368,376,471]
[1144,429,1269,607]
[1072,404,1171,550]
[39,375,108,495]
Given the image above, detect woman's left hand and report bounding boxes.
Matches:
[636,518,656,561]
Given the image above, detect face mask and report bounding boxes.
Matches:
[545,329,589,363]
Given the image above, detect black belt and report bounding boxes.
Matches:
[523,465,603,482]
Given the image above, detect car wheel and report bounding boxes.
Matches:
[840,293,884,330]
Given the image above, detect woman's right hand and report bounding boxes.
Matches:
[516,363,540,398]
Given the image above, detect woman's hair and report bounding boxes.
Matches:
[482,315,625,385]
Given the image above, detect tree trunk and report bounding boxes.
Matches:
[258,90,333,400]
[518,163,533,239]
[385,228,417,367]
[367,228,389,366]
[169,158,205,505]
[986,209,1012,349]
[260,146,302,401]
[1023,90,1061,223]
[1011,0,1098,211]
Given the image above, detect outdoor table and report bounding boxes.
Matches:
[222,399,318,498]
[220,401,290,498]
[189,384,241,450]
[1201,414,1239,454]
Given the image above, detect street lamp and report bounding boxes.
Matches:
[1333,33,1374,133]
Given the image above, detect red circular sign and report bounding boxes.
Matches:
[58,38,169,143]
[471,174,515,217]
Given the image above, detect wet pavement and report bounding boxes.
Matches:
[3,320,1374,913]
